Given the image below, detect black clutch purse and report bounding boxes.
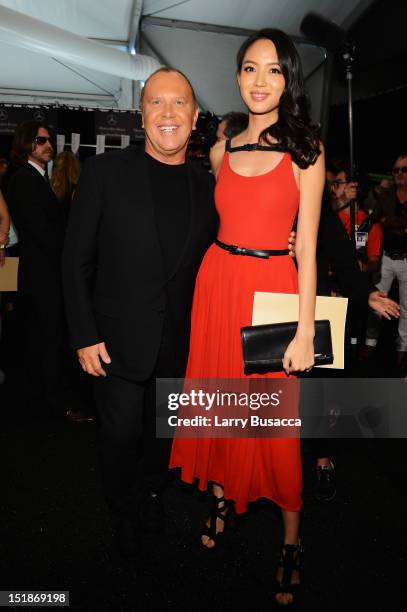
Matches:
[241,320,333,374]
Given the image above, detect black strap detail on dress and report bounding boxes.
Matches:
[215,239,289,259]
[225,139,286,153]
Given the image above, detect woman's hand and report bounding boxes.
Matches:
[282,334,315,374]
[288,231,296,258]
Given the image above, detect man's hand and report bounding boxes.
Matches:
[368,291,400,320]
[288,231,296,258]
[341,181,358,204]
[333,181,358,208]
[77,342,111,377]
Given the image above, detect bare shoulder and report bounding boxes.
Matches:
[209,139,226,178]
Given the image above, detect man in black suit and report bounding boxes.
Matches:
[62,68,217,560]
[7,121,86,418]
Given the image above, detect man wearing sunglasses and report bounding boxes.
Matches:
[7,121,91,420]
[364,154,407,372]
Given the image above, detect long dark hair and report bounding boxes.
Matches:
[10,120,55,167]
[221,112,249,139]
[236,29,320,168]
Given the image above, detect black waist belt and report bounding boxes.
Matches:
[384,251,407,260]
[215,239,289,259]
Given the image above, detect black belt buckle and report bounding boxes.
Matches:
[255,250,270,259]
[234,245,247,255]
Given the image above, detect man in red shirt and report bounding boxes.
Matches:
[332,169,383,273]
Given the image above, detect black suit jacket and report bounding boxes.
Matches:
[62,146,218,381]
[7,163,65,296]
[317,207,375,300]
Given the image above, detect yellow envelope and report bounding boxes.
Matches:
[0,257,19,292]
[252,292,348,369]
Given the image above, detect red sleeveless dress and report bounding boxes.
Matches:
[169,151,302,513]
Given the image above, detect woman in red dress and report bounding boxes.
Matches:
[170,29,324,605]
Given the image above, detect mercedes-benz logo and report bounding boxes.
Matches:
[106,113,118,126]
[33,110,46,121]
[0,109,8,121]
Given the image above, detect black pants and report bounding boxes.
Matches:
[94,314,186,519]
[18,291,77,411]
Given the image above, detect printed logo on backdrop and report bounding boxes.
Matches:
[106,113,118,127]
[94,110,144,142]
[33,110,46,122]
[0,107,58,135]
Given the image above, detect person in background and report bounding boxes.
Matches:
[363,154,407,372]
[50,151,81,221]
[329,159,383,359]
[325,159,340,193]
[0,189,10,384]
[330,159,383,274]
[7,121,92,423]
[216,111,248,142]
[306,184,399,501]
[0,157,18,257]
[0,155,10,190]
[364,175,394,215]
[0,189,9,267]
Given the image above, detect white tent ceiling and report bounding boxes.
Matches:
[0,0,134,40]
[0,0,372,114]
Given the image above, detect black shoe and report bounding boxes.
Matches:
[64,408,95,424]
[274,540,302,606]
[113,516,142,563]
[314,460,336,502]
[139,491,166,534]
[201,495,232,550]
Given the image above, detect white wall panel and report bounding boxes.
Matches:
[141,23,326,117]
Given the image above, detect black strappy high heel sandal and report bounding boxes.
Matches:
[201,495,231,549]
[274,541,302,605]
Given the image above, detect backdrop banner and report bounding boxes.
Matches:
[0,107,58,135]
[94,110,144,141]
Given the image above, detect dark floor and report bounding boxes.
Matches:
[0,304,406,611]
[1,409,406,611]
